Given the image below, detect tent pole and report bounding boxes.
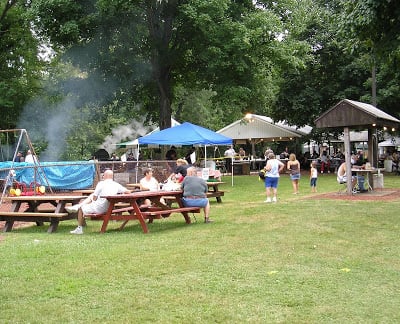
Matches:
[231,156,234,186]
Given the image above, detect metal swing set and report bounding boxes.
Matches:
[0,129,52,204]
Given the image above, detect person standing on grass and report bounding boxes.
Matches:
[264,152,285,203]
[67,169,131,235]
[287,153,301,194]
[310,160,318,193]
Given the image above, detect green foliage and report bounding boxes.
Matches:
[0,0,44,129]
[339,0,400,60]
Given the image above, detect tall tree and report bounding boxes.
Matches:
[271,0,371,128]
[30,0,307,130]
[339,0,400,116]
[0,0,44,129]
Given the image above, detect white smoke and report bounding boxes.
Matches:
[101,119,155,154]
[17,96,76,161]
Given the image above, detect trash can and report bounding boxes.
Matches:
[373,174,384,189]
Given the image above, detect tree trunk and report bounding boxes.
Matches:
[146,1,177,130]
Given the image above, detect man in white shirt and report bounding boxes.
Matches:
[224,145,236,172]
[67,169,130,234]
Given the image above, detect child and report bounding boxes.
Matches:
[310,161,318,192]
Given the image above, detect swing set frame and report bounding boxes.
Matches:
[0,129,52,203]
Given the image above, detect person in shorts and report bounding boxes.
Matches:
[263,153,285,203]
[287,153,301,194]
[67,169,131,234]
[181,167,212,223]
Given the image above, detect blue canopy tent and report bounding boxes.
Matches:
[138,122,233,183]
[138,122,232,146]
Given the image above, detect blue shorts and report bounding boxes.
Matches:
[290,173,300,181]
[265,177,279,188]
[182,197,208,208]
[310,178,317,187]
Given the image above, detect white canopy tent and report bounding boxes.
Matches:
[217,114,311,143]
[378,137,400,147]
[218,114,311,160]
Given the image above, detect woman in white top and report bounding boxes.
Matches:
[139,168,165,206]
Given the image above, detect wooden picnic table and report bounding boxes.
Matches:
[90,190,200,233]
[0,195,86,233]
[206,181,225,203]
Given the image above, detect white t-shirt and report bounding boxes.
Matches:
[140,177,159,191]
[81,179,127,214]
[224,148,236,158]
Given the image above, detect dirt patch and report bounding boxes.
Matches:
[314,188,400,201]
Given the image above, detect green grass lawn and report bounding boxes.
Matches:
[1,173,400,323]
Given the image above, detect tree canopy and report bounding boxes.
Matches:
[0,0,399,160]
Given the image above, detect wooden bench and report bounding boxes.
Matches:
[141,206,200,221]
[0,211,68,218]
[87,205,200,232]
[163,192,225,205]
[207,190,225,203]
[0,211,71,233]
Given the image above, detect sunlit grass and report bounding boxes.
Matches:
[1,173,400,323]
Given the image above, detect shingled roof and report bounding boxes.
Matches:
[315,99,400,129]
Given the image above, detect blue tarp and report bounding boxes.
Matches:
[0,161,95,190]
[138,122,232,146]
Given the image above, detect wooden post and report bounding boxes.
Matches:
[343,127,353,194]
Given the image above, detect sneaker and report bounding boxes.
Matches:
[272,197,277,203]
[70,227,83,235]
[264,198,272,203]
[65,204,80,213]
[204,218,213,223]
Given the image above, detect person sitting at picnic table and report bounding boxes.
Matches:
[173,158,189,182]
[139,168,165,206]
[337,161,357,190]
[181,167,212,223]
[67,169,131,235]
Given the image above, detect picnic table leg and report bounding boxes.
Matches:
[3,220,14,232]
[47,219,60,233]
[132,203,148,233]
[118,220,130,231]
[100,203,114,233]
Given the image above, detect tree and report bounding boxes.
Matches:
[0,0,44,130]
[271,0,371,129]
[339,0,400,117]
[30,0,307,131]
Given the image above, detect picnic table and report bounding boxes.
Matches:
[206,181,225,203]
[89,190,200,233]
[0,195,86,233]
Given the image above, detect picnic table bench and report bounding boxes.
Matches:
[0,195,86,233]
[87,190,200,233]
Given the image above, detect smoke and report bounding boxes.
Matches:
[101,119,154,154]
[17,96,76,161]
